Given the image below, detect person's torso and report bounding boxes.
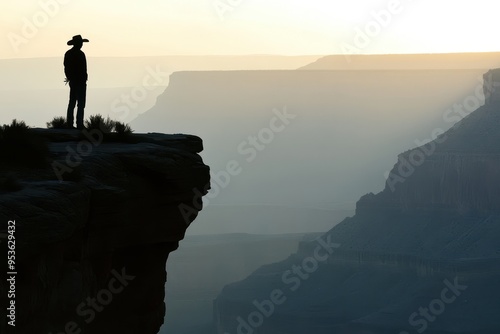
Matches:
[65,49,87,82]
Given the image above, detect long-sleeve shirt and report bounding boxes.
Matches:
[64,48,87,83]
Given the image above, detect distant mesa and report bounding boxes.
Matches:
[299,52,500,70]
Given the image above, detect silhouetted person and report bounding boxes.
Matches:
[64,35,89,129]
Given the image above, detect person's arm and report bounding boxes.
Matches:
[83,53,88,81]
[64,52,71,81]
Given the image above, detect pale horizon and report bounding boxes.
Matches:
[2,0,500,59]
[4,51,500,61]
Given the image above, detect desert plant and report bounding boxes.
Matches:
[114,121,133,136]
[2,119,30,133]
[0,119,48,168]
[84,114,116,133]
[46,116,67,129]
[0,119,30,142]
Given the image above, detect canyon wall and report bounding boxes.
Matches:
[213,70,500,334]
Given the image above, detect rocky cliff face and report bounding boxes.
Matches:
[214,70,500,334]
[484,68,500,105]
[0,130,209,334]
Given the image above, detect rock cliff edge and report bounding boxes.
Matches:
[0,130,210,334]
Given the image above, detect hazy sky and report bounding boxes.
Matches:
[1,0,500,59]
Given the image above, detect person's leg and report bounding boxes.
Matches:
[76,83,87,129]
[66,83,77,127]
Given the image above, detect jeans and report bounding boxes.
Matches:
[67,81,87,127]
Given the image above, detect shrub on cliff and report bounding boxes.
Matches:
[46,116,68,129]
[84,115,134,140]
[85,114,116,133]
[114,121,134,136]
[0,119,49,168]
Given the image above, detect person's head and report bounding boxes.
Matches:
[67,35,89,50]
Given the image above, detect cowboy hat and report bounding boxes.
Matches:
[67,35,89,45]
